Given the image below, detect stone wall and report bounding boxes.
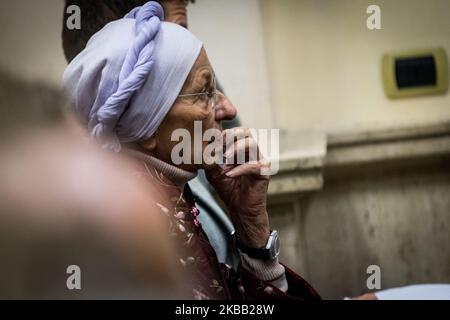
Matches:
[268,122,450,299]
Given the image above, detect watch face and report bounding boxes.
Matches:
[269,231,280,259]
[274,235,280,255]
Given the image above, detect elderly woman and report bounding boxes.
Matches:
[63,1,320,300]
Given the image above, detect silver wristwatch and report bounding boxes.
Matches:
[236,230,280,261]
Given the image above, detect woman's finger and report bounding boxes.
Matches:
[224,137,263,164]
[221,127,253,149]
[225,160,271,178]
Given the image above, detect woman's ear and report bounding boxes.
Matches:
[139,136,157,152]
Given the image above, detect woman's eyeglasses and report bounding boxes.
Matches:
[178,77,219,110]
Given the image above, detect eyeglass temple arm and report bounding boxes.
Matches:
[178,92,211,98]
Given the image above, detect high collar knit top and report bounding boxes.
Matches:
[126,149,197,188]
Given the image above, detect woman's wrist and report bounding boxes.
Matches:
[234,214,270,248]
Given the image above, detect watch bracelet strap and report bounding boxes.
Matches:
[234,233,271,261]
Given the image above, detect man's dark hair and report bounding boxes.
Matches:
[62,1,196,63]
[62,0,158,63]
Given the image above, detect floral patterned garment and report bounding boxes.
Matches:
[132,157,321,300]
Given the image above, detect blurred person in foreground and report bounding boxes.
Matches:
[0,70,187,299]
[63,2,320,300]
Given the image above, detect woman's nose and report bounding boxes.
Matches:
[214,91,237,122]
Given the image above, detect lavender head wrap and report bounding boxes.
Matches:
[63,1,203,151]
